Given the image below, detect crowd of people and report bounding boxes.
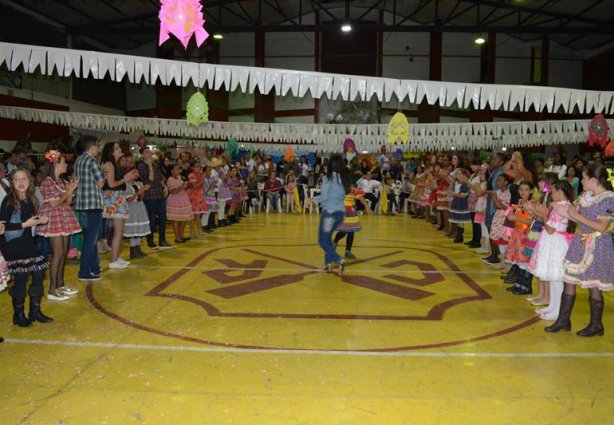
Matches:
[403,150,613,337]
[0,137,612,345]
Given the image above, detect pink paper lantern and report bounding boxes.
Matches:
[159,0,209,49]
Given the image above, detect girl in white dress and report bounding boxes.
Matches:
[528,181,574,320]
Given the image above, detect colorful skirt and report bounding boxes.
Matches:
[36,204,81,237]
[337,208,361,233]
[102,190,129,219]
[505,227,530,265]
[204,192,218,212]
[167,192,193,222]
[218,184,232,202]
[435,191,450,211]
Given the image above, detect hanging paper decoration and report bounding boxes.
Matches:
[159,0,209,49]
[283,145,296,162]
[226,137,239,161]
[587,114,609,149]
[186,92,209,127]
[343,138,356,155]
[387,112,409,144]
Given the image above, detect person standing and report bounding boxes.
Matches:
[73,136,105,281]
[138,147,172,250]
[307,154,351,276]
[1,169,51,326]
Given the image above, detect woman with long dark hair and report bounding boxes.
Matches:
[307,154,352,275]
[36,151,81,300]
[100,142,138,269]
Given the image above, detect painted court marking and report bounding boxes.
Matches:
[3,338,614,358]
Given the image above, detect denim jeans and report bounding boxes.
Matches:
[267,193,280,211]
[318,210,345,265]
[78,210,102,278]
[144,198,167,243]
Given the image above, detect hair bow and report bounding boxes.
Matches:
[542,182,552,194]
[44,150,61,163]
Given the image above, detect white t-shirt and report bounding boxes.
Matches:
[300,163,310,177]
[357,178,380,194]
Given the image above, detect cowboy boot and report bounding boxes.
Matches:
[28,296,53,323]
[577,297,604,337]
[135,245,148,258]
[12,296,32,327]
[453,228,464,243]
[545,293,575,333]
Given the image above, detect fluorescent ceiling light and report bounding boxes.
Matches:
[341,24,352,32]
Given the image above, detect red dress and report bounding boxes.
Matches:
[37,177,81,237]
[187,172,206,214]
[504,204,532,265]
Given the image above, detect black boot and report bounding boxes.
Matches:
[513,270,533,295]
[135,245,148,258]
[130,246,140,260]
[0,336,3,343]
[577,297,604,337]
[502,264,519,283]
[28,296,53,323]
[453,228,464,243]
[12,296,32,327]
[545,293,575,333]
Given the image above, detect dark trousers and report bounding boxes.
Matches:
[9,270,44,299]
[144,198,168,243]
[470,212,481,243]
[334,232,355,252]
[77,210,102,278]
[363,193,378,211]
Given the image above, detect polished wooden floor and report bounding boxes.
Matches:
[1,212,613,424]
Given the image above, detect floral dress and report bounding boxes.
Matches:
[563,191,614,290]
[504,201,532,265]
[489,189,511,245]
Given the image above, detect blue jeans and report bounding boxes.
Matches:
[144,198,167,243]
[78,210,102,278]
[318,210,345,265]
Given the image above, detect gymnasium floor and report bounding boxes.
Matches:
[1,213,613,424]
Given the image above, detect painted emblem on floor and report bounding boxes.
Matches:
[87,242,539,351]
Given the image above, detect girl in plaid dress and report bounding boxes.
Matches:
[37,151,81,300]
[167,164,192,243]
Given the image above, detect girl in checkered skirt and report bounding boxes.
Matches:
[36,151,81,301]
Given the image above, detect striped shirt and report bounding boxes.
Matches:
[74,152,105,210]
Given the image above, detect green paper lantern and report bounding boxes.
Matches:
[186,91,209,126]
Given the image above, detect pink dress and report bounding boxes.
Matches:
[166,177,193,221]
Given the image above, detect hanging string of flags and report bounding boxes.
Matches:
[0,105,606,152]
[1,41,613,114]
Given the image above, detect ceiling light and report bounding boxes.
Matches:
[213,33,223,40]
[341,23,352,32]
[474,35,486,45]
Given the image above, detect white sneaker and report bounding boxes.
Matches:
[47,289,69,301]
[117,258,130,266]
[474,248,489,254]
[109,260,129,269]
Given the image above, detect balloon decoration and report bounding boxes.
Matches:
[283,145,296,162]
[226,137,239,161]
[186,92,209,127]
[159,0,209,49]
[587,114,609,149]
[387,112,409,144]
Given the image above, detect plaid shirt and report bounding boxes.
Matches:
[138,161,166,200]
[74,152,105,210]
